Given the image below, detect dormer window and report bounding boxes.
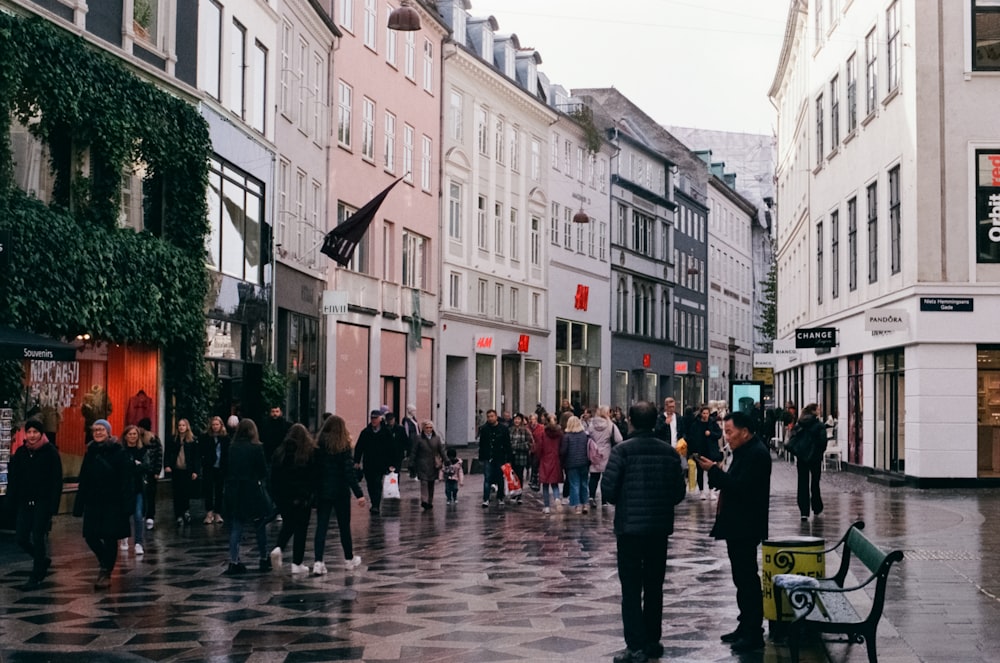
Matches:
[504,44,514,76]
[481,29,493,61]
[453,7,466,44]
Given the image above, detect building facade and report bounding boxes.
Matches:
[770,0,1000,483]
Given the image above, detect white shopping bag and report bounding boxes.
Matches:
[382,470,401,499]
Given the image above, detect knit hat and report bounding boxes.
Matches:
[93,419,112,434]
[370,410,382,418]
[23,419,44,434]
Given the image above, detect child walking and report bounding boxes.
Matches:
[441,448,464,505]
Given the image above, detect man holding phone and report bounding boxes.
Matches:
[601,401,686,662]
[696,410,772,653]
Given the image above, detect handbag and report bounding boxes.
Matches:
[382,470,401,499]
[501,462,522,497]
[254,480,277,523]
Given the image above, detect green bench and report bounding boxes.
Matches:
[773,521,904,663]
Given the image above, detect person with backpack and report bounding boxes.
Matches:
[586,406,621,508]
[787,403,829,521]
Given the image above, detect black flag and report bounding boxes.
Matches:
[320,176,404,266]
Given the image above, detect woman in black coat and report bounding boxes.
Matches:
[686,406,723,500]
[313,415,365,574]
[222,418,271,574]
[269,423,321,574]
[74,419,133,590]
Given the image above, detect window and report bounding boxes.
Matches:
[477,107,489,155]
[494,283,503,317]
[551,132,559,170]
[599,222,607,261]
[563,140,571,173]
[340,0,354,32]
[831,210,840,299]
[199,1,222,100]
[477,279,487,315]
[296,38,308,131]
[385,4,397,65]
[815,0,824,42]
[510,126,520,172]
[252,42,267,134]
[576,146,585,181]
[973,0,1000,70]
[889,166,901,274]
[403,124,413,182]
[363,0,377,50]
[817,220,824,304]
[422,39,433,92]
[598,158,607,193]
[865,28,878,116]
[402,231,426,289]
[494,202,504,256]
[312,54,323,138]
[206,157,264,283]
[510,288,519,320]
[830,76,840,146]
[510,208,519,261]
[886,1,900,92]
[616,278,628,332]
[383,111,395,171]
[448,182,462,239]
[277,160,289,250]
[337,81,352,147]
[404,31,415,80]
[229,20,246,119]
[310,180,321,264]
[477,196,488,250]
[382,223,394,282]
[616,203,627,245]
[361,98,375,160]
[588,223,595,257]
[495,117,505,165]
[867,182,878,283]
[295,170,305,258]
[421,135,432,191]
[848,197,858,291]
[815,94,824,166]
[530,216,540,266]
[338,202,369,273]
[449,272,461,308]
[846,53,857,132]
[530,138,540,180]
[563,206,572,249]
[531,292,541,326]
[134,0,160,45]
[449,90,463,141]
[633,210,653,256]
[576,220,584,253]
[550,202,560,245]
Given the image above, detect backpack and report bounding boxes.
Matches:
[443,460,459,480]
[587,438,605,465]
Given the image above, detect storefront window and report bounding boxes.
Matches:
[847,355,863,465]
[524,360,541,411]
[818,359,838,422]
[475,354,496,424]
[977,346,1000,477]
[613,370,629,410]
[874,349,905,473]
[555,320,601,410]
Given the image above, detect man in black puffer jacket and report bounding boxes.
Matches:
[601,401,686,663]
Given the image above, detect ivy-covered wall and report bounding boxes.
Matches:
[0,14,214,423]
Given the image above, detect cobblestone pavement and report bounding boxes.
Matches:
[1,454,999,662]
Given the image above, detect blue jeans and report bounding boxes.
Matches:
[445,479,458,502]
[132,492,144,544]
[566,466,590,507]
[481,460,504,502]
[228,517,268,564]
[541,483,560,507]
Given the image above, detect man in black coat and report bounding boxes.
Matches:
[477,409,512,507]
[258,406,292,466]
[601,401,687,663]
[697,410,772,653]
[353,410,399,514]
[8,419,63,588]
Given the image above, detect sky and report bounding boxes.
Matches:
[468,0,791,136]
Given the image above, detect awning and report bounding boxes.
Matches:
[0,327,78,362]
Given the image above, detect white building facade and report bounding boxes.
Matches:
[770,0,1000,483]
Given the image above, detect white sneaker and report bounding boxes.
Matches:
[345,555,362,570]
[204,511,215,524]
[119,539,129,551]
[710,490,719,500]
[543,507,551,514]
[145,518,154,530]
[312,561,328,575]
[214,513,224,524]
[700,491,708,501]
[269,546,283,569]
[134,543,144,555]
[291,563,309,574]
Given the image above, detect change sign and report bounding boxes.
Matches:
[795,327,838,349]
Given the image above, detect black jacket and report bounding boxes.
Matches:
[223,438,270,521]
[74,440,133,539]
[686,418,723,461]
[317,447,363,501]
[8,440,63,515]
[789,414,828,464]
[258,416,293,465]
[354,424,399,476]
[164,435,201,475]
[600,430,686,536]
[270,449,321,509]
[477,422,512,464]
[707,435,771,542]
[198,431,230,473]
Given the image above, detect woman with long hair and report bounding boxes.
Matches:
[560,415,591,513]
[199,416,229,524]
[164,419,200,526]
[222,418,271,575]
[269,423,320,574]
[536,415,564,514]
[120,425,150,555]
[313,415,365,574]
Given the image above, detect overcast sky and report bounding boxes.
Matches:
[468,0,790,136]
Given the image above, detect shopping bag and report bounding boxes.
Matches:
[687,458,697,491]
[501,462,522,498]
[382,470,401,499]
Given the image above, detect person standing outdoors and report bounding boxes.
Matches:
[199,416,229,524]
[654,397,682,449]
[313,415,365,574]
[9,419,63,588]
[696,410,772,653]
[409,420,448,510]
[137,417,161,531]
[269,423,321,574]
[477,409,512,508]
[686,406,723,500]
[73,419,132,590]
[560,416,591,514]
[120,425,150,555]
[164,418,200,525]
[222,418,272,574]
[258,406,292,467]
[354,410,399,514]
[508,413,532,504]
[790,403,828,520]
[601,401,686,662]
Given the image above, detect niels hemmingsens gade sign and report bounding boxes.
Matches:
[795,327,838,349]
[976,150,1000,263]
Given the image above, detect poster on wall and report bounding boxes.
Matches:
[730,381,764,416]
[975,149,1000,263]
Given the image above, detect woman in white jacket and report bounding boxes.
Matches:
[587,406,622,507]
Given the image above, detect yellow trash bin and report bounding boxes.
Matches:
[761,536,825,624]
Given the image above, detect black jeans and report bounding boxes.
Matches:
[275,503,312,565]
[144,476,158,519]
[588,472,603,503]
[364,472,384,510]
[85,535,119,572]
[796,457,824,516]
[16,505,52,577]
[616,533,668,651]
[726,538,764,639]
[202,465,225,513]
[170,469,195,520]
[315,496,354,561]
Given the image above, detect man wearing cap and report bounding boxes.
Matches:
[73,419,133,590]
[354,410,400,514]
[8,419,63,588]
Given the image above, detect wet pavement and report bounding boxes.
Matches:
[1,453,999,662]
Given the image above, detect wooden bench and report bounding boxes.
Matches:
[773,521,904,663]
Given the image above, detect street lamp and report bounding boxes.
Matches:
[388,0,421,31]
